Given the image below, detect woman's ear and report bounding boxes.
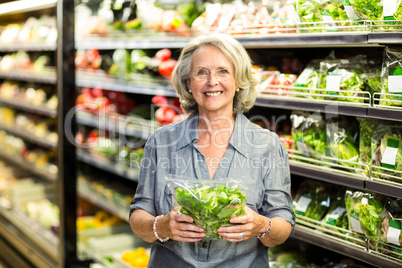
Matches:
[186,80,191,93]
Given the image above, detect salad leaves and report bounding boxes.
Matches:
[171,181,247,239]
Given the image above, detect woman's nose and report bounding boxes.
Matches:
[208,72,219,86]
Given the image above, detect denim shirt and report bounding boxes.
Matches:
[129,112,295,268]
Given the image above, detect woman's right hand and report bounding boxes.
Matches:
[161,207,205,242]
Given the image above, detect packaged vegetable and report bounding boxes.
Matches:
[294,0,324,32]
[291,111,326,158]
[349,0,383,21]
[293,180,332,221]
[345,190,386,241]
[381,46,402,107]
[322,187,348,231]
[370,121,402,183]
[380,198,402,258]
[319,54,369,103]
[326,116,360,170]
[166,176,247,240]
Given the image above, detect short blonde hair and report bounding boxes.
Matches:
[171,34,258,115]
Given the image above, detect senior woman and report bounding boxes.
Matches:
[129,34,295,267]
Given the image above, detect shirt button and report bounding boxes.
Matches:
[202,242,208,248]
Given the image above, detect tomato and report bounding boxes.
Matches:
[86,49,100,63]
[155,48,171,62]
[151,95,168,106]
[158,59,177,78]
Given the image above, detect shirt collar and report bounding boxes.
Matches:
[176,111,249,158]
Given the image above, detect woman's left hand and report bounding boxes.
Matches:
[217,206,266,242]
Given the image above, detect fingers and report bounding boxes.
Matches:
[167,209,205,242]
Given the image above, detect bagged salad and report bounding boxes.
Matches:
[381,46,402,107]
[293,180,332,221]
[291,111,326,158]
[322,187,348,231]
[326,116,360,170]
[345,190,386,241]
[166,176,247,239]
[381,198,402,258]
[370,121,402,183]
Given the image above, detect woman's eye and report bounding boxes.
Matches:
[217,69,229,75]
[196,70,208,76]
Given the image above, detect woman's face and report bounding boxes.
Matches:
[187,45,237,118]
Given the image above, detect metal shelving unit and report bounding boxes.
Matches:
[72,28,402,267]
[0,97,57,117]
[0,69,57,84]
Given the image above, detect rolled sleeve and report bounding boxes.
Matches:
[260,135,295,229]
[129,135,157,220]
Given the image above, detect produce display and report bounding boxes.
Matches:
[381,46,402,107]
[293,180,331,221]
[121,247,150,267]
[167,178,247,239]
[0,51,53,74]
[0,81,57,109]
[23,198,59,233]
[0,15,57,44]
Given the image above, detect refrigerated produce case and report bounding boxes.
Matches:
[1,0,402,267]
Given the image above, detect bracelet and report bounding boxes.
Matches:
[257,218,271,238]
[153,215,169,242]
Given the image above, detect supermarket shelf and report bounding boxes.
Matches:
[0,206,59,268]
[255,96,368,117]
[0,0,56,16]
[290,161,366,190]
[78,182,130,221]
[76,71,178,97]
[77,150,139,182]
[365,179,402,199]
[0,43,57,51]
[293,225,401,268]
[0,69,57,84]
[76,35,190,50]
[368,32,402,44]
[0,150,57,182]
[0,124,57,150]
[366,107,402,122]
[76,110,157,139]
[0,97,57,117]
[236,32,371,48]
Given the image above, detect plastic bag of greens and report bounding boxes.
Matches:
[349,0,383,21]
[319,54,369,103]
[291,111,326,158]
[320,0,352,31]
[370,122,402,182]
[166,176,247,239]
[293,180,331,222]
[345,190,386,241]
[294,0,323,33]
[326,116,360,170]
[380,198,402,259]
[322,187,348,231]
[381,46,402,107]
[357,118,379,177]
[294,59,323,99]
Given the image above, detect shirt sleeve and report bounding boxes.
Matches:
[259,134,295,229]
[129,135,158,220]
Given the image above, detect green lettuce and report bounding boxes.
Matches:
[175,184,246,239]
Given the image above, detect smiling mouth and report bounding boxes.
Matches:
[205,91,223,96]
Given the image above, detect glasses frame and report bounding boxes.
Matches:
[191,68,233,82]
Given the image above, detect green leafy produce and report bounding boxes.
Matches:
[326,116,360,169]
[345,190,385,240]
[381,47,402,107]
[291,112,326,158]
[322,188,348,230]
[293,180,331,221]
[349,0,382,21]
[171,181,247,239]
[295,0,323,32]
[381,198,402,259]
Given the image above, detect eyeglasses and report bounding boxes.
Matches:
[191,68,232,81]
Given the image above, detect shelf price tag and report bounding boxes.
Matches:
[295,195,312,216]
[326,207,346,225]
[387,219,402,246]
[326,69,343,93]
[381,139,399,169]
[342,0,360,20]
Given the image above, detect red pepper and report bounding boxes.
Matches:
[155,48,171,62]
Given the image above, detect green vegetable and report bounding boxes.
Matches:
[295,0,323,33]
[293,180,331,221]
[349,0,382,21]
[175,184,246,239]
[345,190,385,240]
